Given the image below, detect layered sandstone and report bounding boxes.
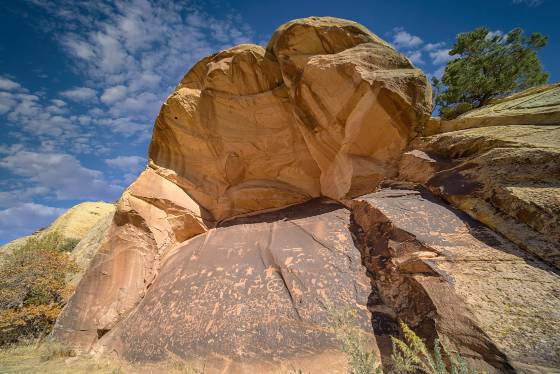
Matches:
[424,83,560,135]
[352,187,560,373]
[401,126,560,269]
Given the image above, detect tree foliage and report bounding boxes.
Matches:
[433,27,549,119]
[0,232,78,345]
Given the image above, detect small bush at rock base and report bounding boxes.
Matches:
[328,305,381,374]
[391,321,482,374]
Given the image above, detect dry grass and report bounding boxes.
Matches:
[0,342,123,374]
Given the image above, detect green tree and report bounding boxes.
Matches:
[433,27,549,119]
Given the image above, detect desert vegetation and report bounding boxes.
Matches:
[0,232,78,346]
[328,306,483,374]
[433,27,549,119]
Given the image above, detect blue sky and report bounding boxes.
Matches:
[0,0,558,244]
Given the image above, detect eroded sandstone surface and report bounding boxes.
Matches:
[48,16,560,374]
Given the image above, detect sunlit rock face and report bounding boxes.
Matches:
[149,16,432,220]
[48,16,560,374]
[52,16,435,371]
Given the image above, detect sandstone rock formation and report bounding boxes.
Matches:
[54,16,432,354]
[149,16,432,218]
[424,83,560,135]
[352,187,560,373]
[49,16,560,374]
[401,125,560,270]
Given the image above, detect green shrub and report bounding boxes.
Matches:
[391,321,481,374]
[328,306,381,374]
[0,232,78,345]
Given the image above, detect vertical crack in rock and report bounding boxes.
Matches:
[345,183,560,372]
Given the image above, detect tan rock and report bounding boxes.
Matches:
[53,167,208,347]
[149,17,432,220]
[55,16,432,362]
[93,200,379,373]
[400,124,560,269]
[438,83,560,133]
[69,208,115,286]
[268,17,432,199]
[149,44,321,221]
[352,188,560,373]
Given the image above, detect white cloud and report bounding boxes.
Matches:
[0,203,66,244]
[423,42,445,51]
[0,151,122,201]
[0,76,22,91]
[100,85,128,104]
[392,27,423,49]
[429,49,455,65]
[105,155,146,171]
[60,87,97,101]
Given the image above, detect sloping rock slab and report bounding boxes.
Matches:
[351,188,560,373]
[401,125,560,269]
[96,199,377,373]
[428,83,560,134]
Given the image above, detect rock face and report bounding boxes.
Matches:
[54,16,432,353]
[424,83,560,135]
[401,125,560,269]
[149,16,432,219]
[50,16,560,374]
[97,200,377,373]
[352,188,560,373]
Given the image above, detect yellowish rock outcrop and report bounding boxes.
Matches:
[0,201,115,257]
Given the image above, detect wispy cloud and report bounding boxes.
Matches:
[389,27,453,76]
[0,151,122,201]
[391,27,423,49]
[60,87,97,102]
[429,48,454,65]
[512,0,544,6]
[0,0,256,242]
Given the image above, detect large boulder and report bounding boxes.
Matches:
[54,16,432,351]
[267,17,432,199]
[149,16,432,220]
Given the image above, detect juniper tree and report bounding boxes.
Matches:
[433,27,549,119]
